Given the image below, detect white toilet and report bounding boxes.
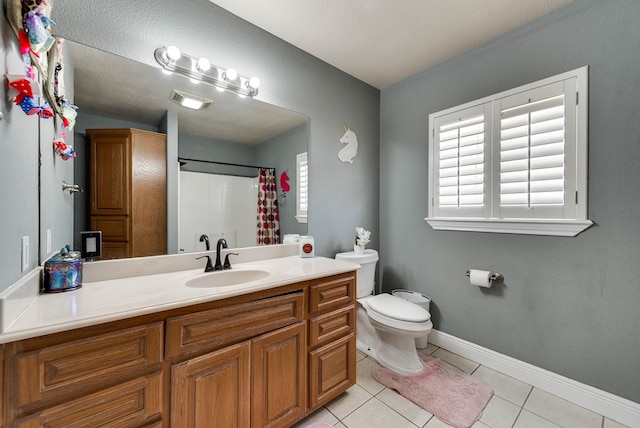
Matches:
[335,249,432,375]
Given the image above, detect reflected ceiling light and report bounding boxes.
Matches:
[155,46,260,97]
[170,89,213,110]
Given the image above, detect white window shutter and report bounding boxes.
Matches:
[296,152,308,223]
[496,80,576,219]
[431,104,489,218]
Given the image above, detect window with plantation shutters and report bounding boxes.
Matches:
[296,152,308,223]
[427,67,591,236]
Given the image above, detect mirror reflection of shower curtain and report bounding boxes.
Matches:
[256,168,281,245]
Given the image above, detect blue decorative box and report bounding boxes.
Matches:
[43,246,83,293]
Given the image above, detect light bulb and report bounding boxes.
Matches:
[197,57,210,72]
[166,45,181,61]
[224,68,238,81]
[248,76,260,90]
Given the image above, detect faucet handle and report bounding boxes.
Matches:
[195,255,214,272]
[223,253,239,270]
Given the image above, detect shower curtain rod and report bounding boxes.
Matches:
[178,157,273,170]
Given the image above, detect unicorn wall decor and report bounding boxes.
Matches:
[338,123,358,164]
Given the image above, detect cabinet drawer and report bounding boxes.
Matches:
[90,215,130,241]
[14,372,163,428]
[166,292,304,358]
[309,273,356,315]
[14,322,163,409]
[309,333,356,409]
[309,304,355,349]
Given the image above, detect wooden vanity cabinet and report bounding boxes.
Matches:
[1,271,356,428]
[87,128,167,260]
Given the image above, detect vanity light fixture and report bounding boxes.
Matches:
[155,46,260,97]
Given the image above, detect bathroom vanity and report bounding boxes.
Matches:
[0,255,357,427]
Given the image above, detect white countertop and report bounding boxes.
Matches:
[0,256,359,344]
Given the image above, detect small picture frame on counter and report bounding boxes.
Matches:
[81,231,102,260]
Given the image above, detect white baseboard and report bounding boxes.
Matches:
[429,329,640,428]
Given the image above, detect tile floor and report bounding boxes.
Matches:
[293,344,631,428]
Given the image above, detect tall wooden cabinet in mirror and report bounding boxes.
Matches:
[87,128,167,259]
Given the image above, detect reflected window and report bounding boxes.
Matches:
[296,152,308,223]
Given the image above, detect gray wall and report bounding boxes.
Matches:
[380,0,640,403]
[0,13,40,289]
[256,124,309,237]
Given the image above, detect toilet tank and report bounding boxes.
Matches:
[335,249,379,298]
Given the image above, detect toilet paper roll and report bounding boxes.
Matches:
[469,269,492,288]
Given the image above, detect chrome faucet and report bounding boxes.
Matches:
[199,234,210,251]
[195,255,214,272]
[214,238,228,271]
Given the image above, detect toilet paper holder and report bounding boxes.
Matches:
[466,270,504,283]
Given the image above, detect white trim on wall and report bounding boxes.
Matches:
[429,329,640,428]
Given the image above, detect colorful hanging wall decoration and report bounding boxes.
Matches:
[5,0,78,131]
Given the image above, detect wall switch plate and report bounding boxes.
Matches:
[46,229,52,255]
[21,236,29,272]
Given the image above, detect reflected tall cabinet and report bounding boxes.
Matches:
[87,128,167,259]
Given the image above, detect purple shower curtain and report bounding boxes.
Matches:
[256,168,281,245]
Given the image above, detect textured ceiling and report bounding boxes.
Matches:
[210,0,574,89]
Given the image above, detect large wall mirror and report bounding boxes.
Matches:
[43,40,308,260]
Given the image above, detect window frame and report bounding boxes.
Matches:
[295,152,308,224]
[425,66,591,237]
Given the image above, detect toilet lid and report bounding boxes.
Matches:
[367,294,431,323]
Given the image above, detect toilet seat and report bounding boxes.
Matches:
[364,294,432,334]
[367,294,431,322]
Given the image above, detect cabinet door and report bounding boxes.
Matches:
[89,130,131,216]
[252,322,307,428]
[309,333,356,409]
[172,341,251,428]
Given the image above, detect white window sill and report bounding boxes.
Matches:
[295,215,307,224]
[424,218,593,237]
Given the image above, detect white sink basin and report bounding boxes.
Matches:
[184,269,271,288]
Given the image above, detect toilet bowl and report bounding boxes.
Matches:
[335,249,433,375]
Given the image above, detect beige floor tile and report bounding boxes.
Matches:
[471,421,491,428]
[478,395,521,428]
[356,350,367,362]
[472,365,532,407]
[325,384,373,420]
[523,388,603,428]
[604,417,631,428]
[355,357,386,395]
[424,416,458,427]
[514,410,562,428]
[431,348,480,374]
[341,397,417,428]
[376,388,433,427]
[291,407,339,428]
[420,343,439,355]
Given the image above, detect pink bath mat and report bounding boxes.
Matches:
[372,354,493,428]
